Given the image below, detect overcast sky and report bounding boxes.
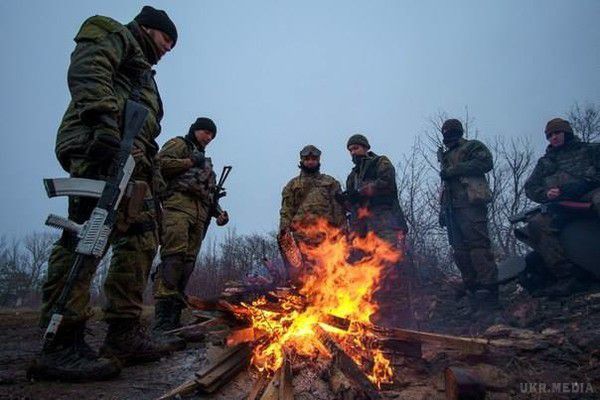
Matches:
[0,0,598,242]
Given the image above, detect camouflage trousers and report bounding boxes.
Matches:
[524,212,573,278]
[40,190,158,327]
[153,203,208,299]
[448,206,498,288]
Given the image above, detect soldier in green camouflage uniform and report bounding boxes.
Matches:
[344,134,409,327]
[522,118,600,296]
[30,6,178,382]
[279,145,346,280]
[438,119,498,304]
[153,118,229,338]
[345,134,408,244]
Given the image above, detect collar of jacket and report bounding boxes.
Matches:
[183,133,205,152]
[126,20,161,65]
[545,136,581,155]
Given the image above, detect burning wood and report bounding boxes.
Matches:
[314,324,382,400]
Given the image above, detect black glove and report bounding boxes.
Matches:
[191,151,206,168]
[87,128,121,161]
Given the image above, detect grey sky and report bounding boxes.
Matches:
[0,0,598,242]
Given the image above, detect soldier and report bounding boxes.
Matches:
[152,117,229,339]
[278,145,346,278]
[522,117,600,296]
[29,6,178,381]
[344,134,409,327]
[437,119,498,305]
[345,134,408,244]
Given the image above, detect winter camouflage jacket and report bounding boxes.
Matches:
[525,138,600,204]
[158,136,219,219]
[346,152,408,232]
[439,138,493,208]
[279,171,346,231]
[55,16,162,183]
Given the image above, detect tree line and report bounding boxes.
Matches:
[1,102,598,308]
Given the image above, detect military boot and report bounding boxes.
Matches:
[100,319,172,365]
[27,323,121,382]
[152,298,186,351]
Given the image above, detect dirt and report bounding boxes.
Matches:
[1,283,600,399]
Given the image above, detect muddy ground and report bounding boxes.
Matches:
[1,281,600,400]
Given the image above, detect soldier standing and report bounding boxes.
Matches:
[522,118,600,296]
[153,118,229,339]
[30,6,178,381]
[438,119,498,305]
[278,145,346,280]
[344,134,409,327]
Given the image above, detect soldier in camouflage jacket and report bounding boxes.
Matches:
[32,6,178,382]
[522,118,600,295]
[153,118,229,339]
[438,119,498,305]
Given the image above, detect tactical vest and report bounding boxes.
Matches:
[166,142,216,204]
[442,139,492,207]
[348,153,397,207]
[541,140,600,188]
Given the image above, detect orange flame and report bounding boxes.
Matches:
[242,218,401,387]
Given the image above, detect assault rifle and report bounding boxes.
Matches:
[437,146,461,246]
[509,201,593,224]
[202,165,232,237]
[42,100,149,350]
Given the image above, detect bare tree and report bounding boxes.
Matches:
[568,102,600,143]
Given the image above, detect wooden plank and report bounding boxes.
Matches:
[163,316,223,335]
[376,338,422,359]
[226,327,256,347]
[278,352,294,400]
[314,325,381,400]
[259,369,281,400]
[247,372,270,400]
[367,324,489,354]
[320,314,351,331]
[196,345,252,393]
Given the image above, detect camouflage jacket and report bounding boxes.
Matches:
[279,171,346,231]
[158,136,219,218]
[439,138,493,208]
[346,152,408,231]
[55,16,162,183]
[525,138,600,204]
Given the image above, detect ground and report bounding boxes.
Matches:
[1,282,600,399]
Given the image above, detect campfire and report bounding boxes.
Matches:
[243,219,400,388]
[159,219,496,400]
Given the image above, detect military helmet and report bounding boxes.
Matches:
[300,145,321,158]
[346,134,370,149]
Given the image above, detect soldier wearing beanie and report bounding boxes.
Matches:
[522,117,600,296]
[152,117,229,341]
[279,145,346,282]
[344,134,410,327]
[437,119,498,310]
[31,6,179,382]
